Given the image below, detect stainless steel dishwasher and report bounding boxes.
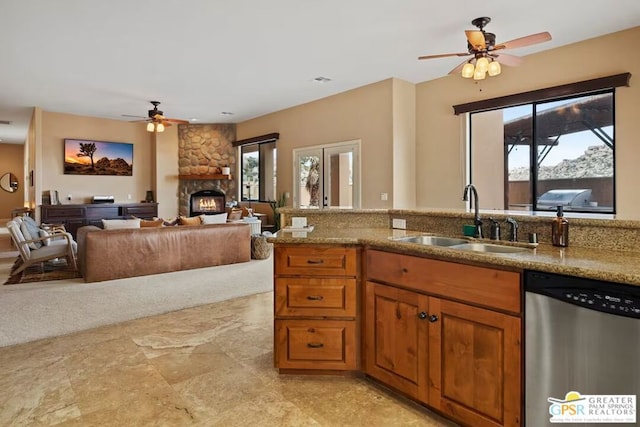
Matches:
[525,270,639,426]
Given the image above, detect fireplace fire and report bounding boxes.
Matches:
[190,189,226,216]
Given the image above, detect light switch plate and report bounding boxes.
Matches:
[392,218,406,229]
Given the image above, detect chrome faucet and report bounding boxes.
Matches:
[462,184,483,239]
[506,217,519,242]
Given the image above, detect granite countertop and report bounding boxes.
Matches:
[269,227,640,286]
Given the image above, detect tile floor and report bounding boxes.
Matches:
[0,291,456,426]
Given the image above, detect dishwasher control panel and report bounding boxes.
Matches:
[525,270,640,319]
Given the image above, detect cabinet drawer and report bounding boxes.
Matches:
[275,246,357,276]
[275,319,357,370]
[366,250,521,314]
[43,207,86,219]
[275,278,356,317]
[122,204,157,218]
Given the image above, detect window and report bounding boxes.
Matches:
[469,90,615,214]
[236,134,277,202]
[293,140,360,209]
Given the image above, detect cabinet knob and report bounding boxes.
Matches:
[418,311,428,320]
[429,315,439,323]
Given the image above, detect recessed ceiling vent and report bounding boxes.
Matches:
[0,120,12,125]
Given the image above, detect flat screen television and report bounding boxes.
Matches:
[64,139,133,176]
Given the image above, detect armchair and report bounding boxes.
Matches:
[6,219,77,276]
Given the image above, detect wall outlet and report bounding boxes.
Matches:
[67,194,72,201]
[380,192,388,201]
[392,218,406,229]
[127,194,132,200]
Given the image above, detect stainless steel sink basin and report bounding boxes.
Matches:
[448,242,530,254]
[393,235,469,247]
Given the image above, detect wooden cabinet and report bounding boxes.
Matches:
[274,244,359,372]
[364,250,522,427]
[40,203,158,238]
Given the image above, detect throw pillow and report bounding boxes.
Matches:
[20,220,42,249]
[140,218,164,228]
[200,213,228,224]
[154,216,179,226]
[39,229,51,246]
[102,219,141,230]
[178,216,202,226]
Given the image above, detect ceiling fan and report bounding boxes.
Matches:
[418,17,551,80]
[125,101,189,132]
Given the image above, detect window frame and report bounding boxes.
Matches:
[235,133,278,203]
[468,89,616,214]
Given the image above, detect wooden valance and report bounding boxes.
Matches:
[453,73,631,115]
[232,132,280,147]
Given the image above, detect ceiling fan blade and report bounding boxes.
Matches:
[492,53,524,67]
[465,30,486,50]
[122,114,146,119]
[418,52,470,60]
[165,118,190,124]
[494,32,552,50]
[448,59,470,75]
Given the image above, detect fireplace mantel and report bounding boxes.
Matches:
[178,174,232,180]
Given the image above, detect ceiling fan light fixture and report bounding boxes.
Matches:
[473,68,487,80]
[475,57,489,73]
[146,122,154,132]
[488,60,502,76]
[156,123,165,132]
[461,63,475,78]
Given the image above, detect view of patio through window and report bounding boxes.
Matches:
[470,91,615,214]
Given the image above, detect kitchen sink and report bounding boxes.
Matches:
[392,235,469,247]
[448,242,530,254]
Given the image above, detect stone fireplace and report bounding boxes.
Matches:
[190,189,226,216]
[178,124,237,216]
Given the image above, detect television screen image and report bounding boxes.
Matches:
[64,139,133,176]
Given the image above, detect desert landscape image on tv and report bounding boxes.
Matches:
[64,139,133,176]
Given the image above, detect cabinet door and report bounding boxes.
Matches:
[428,297,522,427]
[364,281,429,402]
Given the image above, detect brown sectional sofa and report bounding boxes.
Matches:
[77,223,251,282]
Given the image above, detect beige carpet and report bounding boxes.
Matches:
[0,225,273,347]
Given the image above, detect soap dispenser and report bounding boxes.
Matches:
[551,205,569,247]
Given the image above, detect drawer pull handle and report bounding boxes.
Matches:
[307,259,324,264]
[307,295,324,301]
[307,342,324,348]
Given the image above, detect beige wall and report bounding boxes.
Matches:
[392,78,416,209]
[0,143,25,218]
[39,111,153,207]
[471,109,504,209]
[416,26,640,218]
[237,79,395,209]
[154,127,179,218]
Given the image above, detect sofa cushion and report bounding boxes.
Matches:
[20,219,42,249]
[140,218,164,227]
[200,213,228,224]
[178,216,202,226]
[153,217,179,226]
[102,218,141,230]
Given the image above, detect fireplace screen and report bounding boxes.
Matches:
[190,190,226,216]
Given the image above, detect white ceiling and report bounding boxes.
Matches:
[1,0,639,144]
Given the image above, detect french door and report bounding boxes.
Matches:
[293,140,360,209]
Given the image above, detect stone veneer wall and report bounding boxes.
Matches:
[178,124,237,216]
